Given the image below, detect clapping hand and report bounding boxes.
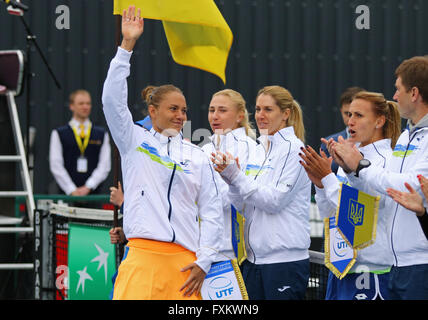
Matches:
[299,145,333,188]
[386,175,428,217]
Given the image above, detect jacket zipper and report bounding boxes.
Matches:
[390,131,418,266]
[167,137,176,242]
[248,141,273,263]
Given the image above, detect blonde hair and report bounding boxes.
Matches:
[69,89,90,104]
[352,91,401,148]
[212,89,256,139]
[256,85,305,142]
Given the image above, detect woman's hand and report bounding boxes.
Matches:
[180,263,206,298]
[109,227,126,244]
[210,151,239,173]
[110,181,124,207]
[211,151,241,184]
[299,146,332,188]
[387,182,426,216]
[120,6,144,52]
[328,136,361,173]
[419,175,428,202]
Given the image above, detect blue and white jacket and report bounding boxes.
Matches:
[102,47,223,273]
[346,117,428,267]
[219,127,311,264]
[202,127,257,261]
[315,139,394,272]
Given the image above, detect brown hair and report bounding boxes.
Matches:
[395,56,428,104]
[256,85,305,142]
[69,89,90,104]
[339,86,365,107]
[141,85,184,108]
[212,89,256,139]
[353,91,402,148]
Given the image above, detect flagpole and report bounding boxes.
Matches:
[113,14,121,229]
[113,12,122,269]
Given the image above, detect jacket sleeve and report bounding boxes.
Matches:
[418,209,428,240]
[102,47,138,155]
[195,154,224,274]
[227,139,253,213]
[221,145,308,214]
[49,130,77,195]
[314,173,341,219]
[346,157,428,197]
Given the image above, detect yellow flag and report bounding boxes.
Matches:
[114,0,233,84]
[231,205,247,265]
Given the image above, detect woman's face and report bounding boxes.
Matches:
[149,91,187,136]
[255,93,289,135]
[347,98,384,147]
[208,94,243,134]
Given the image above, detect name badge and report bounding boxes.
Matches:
[77,156,88,173]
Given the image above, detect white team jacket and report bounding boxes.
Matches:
[202,127,257,261]
[315,139,394,272]
[219,126,311,264]
[346,122,428,267]
[102,47,223,273]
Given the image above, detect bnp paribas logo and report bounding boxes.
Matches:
[66,224,116,300]
[348,199,365,227]
[75,243,110,294]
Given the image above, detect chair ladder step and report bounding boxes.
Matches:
[0,263,34,270]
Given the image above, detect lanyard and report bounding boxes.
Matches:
[72,123,92,156]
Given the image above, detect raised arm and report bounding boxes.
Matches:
[102,6,144,154]
[120,6,144,52]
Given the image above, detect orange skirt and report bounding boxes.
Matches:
[112,238,202,300]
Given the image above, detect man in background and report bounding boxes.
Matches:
[49,89,111,195]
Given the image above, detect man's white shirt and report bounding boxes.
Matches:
[49,117,111,194]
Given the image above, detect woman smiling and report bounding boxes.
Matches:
[212,85,312,300]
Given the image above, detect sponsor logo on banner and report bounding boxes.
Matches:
[324,216,357,279]
[201,260,248,300]
[333,229,350,258]
[67,224,116,300]
[206,276,234,300]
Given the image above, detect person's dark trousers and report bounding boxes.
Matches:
[388,264,428,300]
[241,258,309,300]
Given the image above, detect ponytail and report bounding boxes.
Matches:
[242,108,257,140]
[385,101,401,149]
[287,100,305,143]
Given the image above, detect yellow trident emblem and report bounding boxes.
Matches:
[348,199,365,227]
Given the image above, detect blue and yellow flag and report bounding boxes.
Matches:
[231,205,247,265]
[335,184,380,250]
[113,0,233,84]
